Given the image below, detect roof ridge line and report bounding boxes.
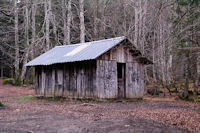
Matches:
[55,36,126,47]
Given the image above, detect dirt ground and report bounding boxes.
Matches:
[0,80,199,133]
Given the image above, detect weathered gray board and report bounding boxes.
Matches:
[97,44,145,98]
[34,43,145,99]
[35,61,97,98]
[126,63,144,98]
[96,60,118,99]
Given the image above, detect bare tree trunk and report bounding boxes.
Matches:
[48,1,58,45]
[66,0,72,44]
[159,15,166,85]
[79,0,85,43]
[134,3,139,47]
[152,31,156,81]
[1,65,3,78]
[194,52,200,94]
[167,55,172,83]
[63,0,71,45]
[184,51,190,98]
[100,0,107,39]
[93,0,99,40]
[21,0,30,82]
[134,0,147,49]
[45,0,50,51]
[30,1,37,83]
[62,0,67,45]
[14,0,20,79]
[31,1,37,60]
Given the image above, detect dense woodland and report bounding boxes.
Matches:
[0,0,200,99]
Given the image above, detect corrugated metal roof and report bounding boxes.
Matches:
[26,36,126,66]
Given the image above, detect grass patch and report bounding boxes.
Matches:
[15,96,36,102]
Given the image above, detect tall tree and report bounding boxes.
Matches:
[66,0,72,44]
[31,0,37,60]
[79,0,85,43]
[63,0,72,45]
[14,0,19,79]
[45,0,50,51]
[21,0,30,81]
[62,0,67,45]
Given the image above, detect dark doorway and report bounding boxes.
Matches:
[117,63,126,98]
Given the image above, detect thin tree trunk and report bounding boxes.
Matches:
[159,15,166,85]
[194,52,200,94]
[31,1,37,60]
[45,0,50,51]
[79,0,85,43]
[152,31,156,81]
[14,0,19,79]
[100,0,107,39]
[30,1,37,83]
[66,0,72,44]
[48,1,58,45]
[62,0,67,45]
[62,0,71,45]
[134,5,139,47]
[93,0,98,40]
[1,65,3,78]
[21,0,30,82]
[184,51,190,98]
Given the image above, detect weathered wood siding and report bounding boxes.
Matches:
[97,43,145,98]
[126,63,144,98]
[96,60,117,98]
[35,61,97,98]
[99,44,135,63]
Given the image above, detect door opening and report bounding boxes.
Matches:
[117,63,126,98]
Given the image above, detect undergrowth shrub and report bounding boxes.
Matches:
[147,84,160,96]
[2,78,14,85]
[0,102,4,107]
[188,95,200,102]
[14,77,23,86]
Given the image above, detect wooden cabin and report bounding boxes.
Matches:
[26,37,152,99]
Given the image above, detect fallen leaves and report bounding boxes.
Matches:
[0,80,199,132]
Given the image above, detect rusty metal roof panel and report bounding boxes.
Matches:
[26,36,125,66]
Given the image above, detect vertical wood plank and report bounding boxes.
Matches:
[45,66,52,97]
[76,63,82,98]
[35,67,39,95]
[55,65,64,97]
[52,67,55,97]
[73,63,77,98]
[38,66,42,96]
[41,66,45,96]
[63,64,69,97]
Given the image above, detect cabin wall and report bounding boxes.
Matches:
[96,60,118,98]
[98,44,135,63]
[97,44,145,98]
[126,63,144,98]
[35,61,97,98]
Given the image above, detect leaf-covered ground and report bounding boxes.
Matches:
[0,80,199,133]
